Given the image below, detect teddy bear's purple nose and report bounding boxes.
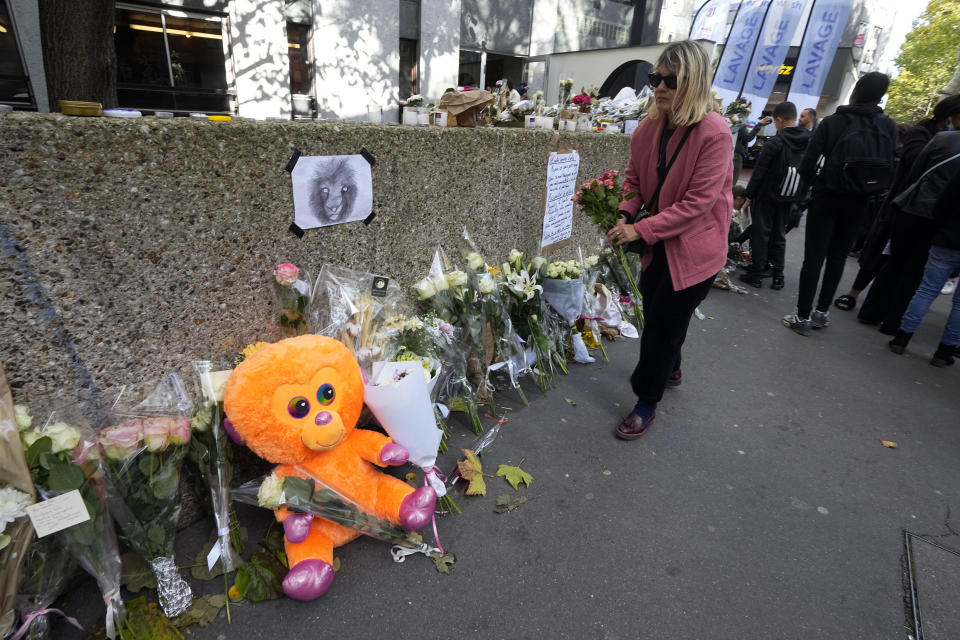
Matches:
[315,411,332,426]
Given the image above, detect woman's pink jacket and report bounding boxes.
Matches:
[619,110,733,291]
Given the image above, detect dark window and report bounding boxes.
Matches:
[114,5,233,113]
[287,22,310,96]
[0,0,33,107]
[399,38,418,100]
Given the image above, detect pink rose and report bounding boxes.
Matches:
[143,417,171,452]
[273,262,299,286]
[167,417,192,446]
[100,421,143,460]
[604,179,615,188]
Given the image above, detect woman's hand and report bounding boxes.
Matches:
[606,216,641,247]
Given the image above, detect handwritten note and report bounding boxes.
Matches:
[541,151,581,248]
[26,490,90,537]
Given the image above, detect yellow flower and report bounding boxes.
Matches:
[487,265,501,276]
[240,342,270,361]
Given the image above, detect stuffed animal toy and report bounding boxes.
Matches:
[223,335,436,600]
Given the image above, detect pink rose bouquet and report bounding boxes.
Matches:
[97,374,194,618]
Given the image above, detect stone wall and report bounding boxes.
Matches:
[0,113,631,407]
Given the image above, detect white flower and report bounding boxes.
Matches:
[431,273,450,292]
[404,317,425,331]
[464,252,484,271]
[345,321,362,337]
[531,256,547,271]
[477,273,497,294]
[0,486,33,532]
[258,473,285,510]
[14,405,32,431]
[501,262,512,278]
[44,420,82,454]
[445,270,468,288]
[584,255,599,267]
[506,270,543,302]
[414,276,438,300]
[21,429,42,449]
[507,249,523,263]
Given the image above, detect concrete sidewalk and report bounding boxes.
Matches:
[54,223,960,639]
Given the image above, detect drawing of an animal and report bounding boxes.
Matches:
[309,159,358,224]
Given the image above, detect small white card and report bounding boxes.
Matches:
[26,490,90,537]
[206,539,223,571]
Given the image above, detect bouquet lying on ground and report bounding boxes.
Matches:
[572,170,644,328]
[19,407,126,639]
[99,374,195,618]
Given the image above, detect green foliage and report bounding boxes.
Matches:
[886,0,960,123]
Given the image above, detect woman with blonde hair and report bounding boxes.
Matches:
[606,40,733,439]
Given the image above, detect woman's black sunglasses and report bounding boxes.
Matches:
[648,72,678,90]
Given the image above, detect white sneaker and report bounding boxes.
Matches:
[942,278,957,295]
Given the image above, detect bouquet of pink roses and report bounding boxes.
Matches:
[98,374,194,618]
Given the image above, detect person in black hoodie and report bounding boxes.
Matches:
[888,168,960,366]
[739,101,810,289]
[853,93,960,324]
[782,72,897,336]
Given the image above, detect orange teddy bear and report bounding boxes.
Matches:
[223,335,436,600]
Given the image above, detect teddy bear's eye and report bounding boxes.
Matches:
[317,384,335,406]
[287,396,311,418]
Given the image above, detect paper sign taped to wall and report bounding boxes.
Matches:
[541,150,580,249]
[26,489,90,537]
[291,155,374,229]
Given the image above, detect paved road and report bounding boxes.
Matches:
[54,222,960,639]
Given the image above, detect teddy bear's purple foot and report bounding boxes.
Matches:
[283,513,313,543]
[282,559,334,601]
[399,486,437,530]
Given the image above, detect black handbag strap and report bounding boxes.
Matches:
[648,122,698,214]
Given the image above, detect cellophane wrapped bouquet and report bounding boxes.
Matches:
[312,264,404,377]
[542,259,596,364]
[271,262,313,337]
[459,230,529,407]
[498,250,568,391]
[413,248,485,433]
[572,170,644,328]
[98,373,195,618]
[188,361,243,619]
[18,405,126,639]
[382,315,455,453]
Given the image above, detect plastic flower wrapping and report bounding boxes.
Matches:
[18,404,126,639]
[188,360,244,618]
[98,373,195,618]
[272,262,313,337]
[498,251,567,391]
[414,247,488,432]
[312,264,405,377]
[459,230,530,407]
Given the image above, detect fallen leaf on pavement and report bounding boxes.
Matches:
[457,449,487,496]
[564,397,577,406]
[881,440,899,449]
[494,493,528,513]
[497,464,533,490]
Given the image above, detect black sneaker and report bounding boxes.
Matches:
[770,275,785,290]
[738,272,763,288]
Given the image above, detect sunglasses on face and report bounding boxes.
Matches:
[648,72,678,90]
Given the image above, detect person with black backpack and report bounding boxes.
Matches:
[782,72,897,335]
[739,101,811,289]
